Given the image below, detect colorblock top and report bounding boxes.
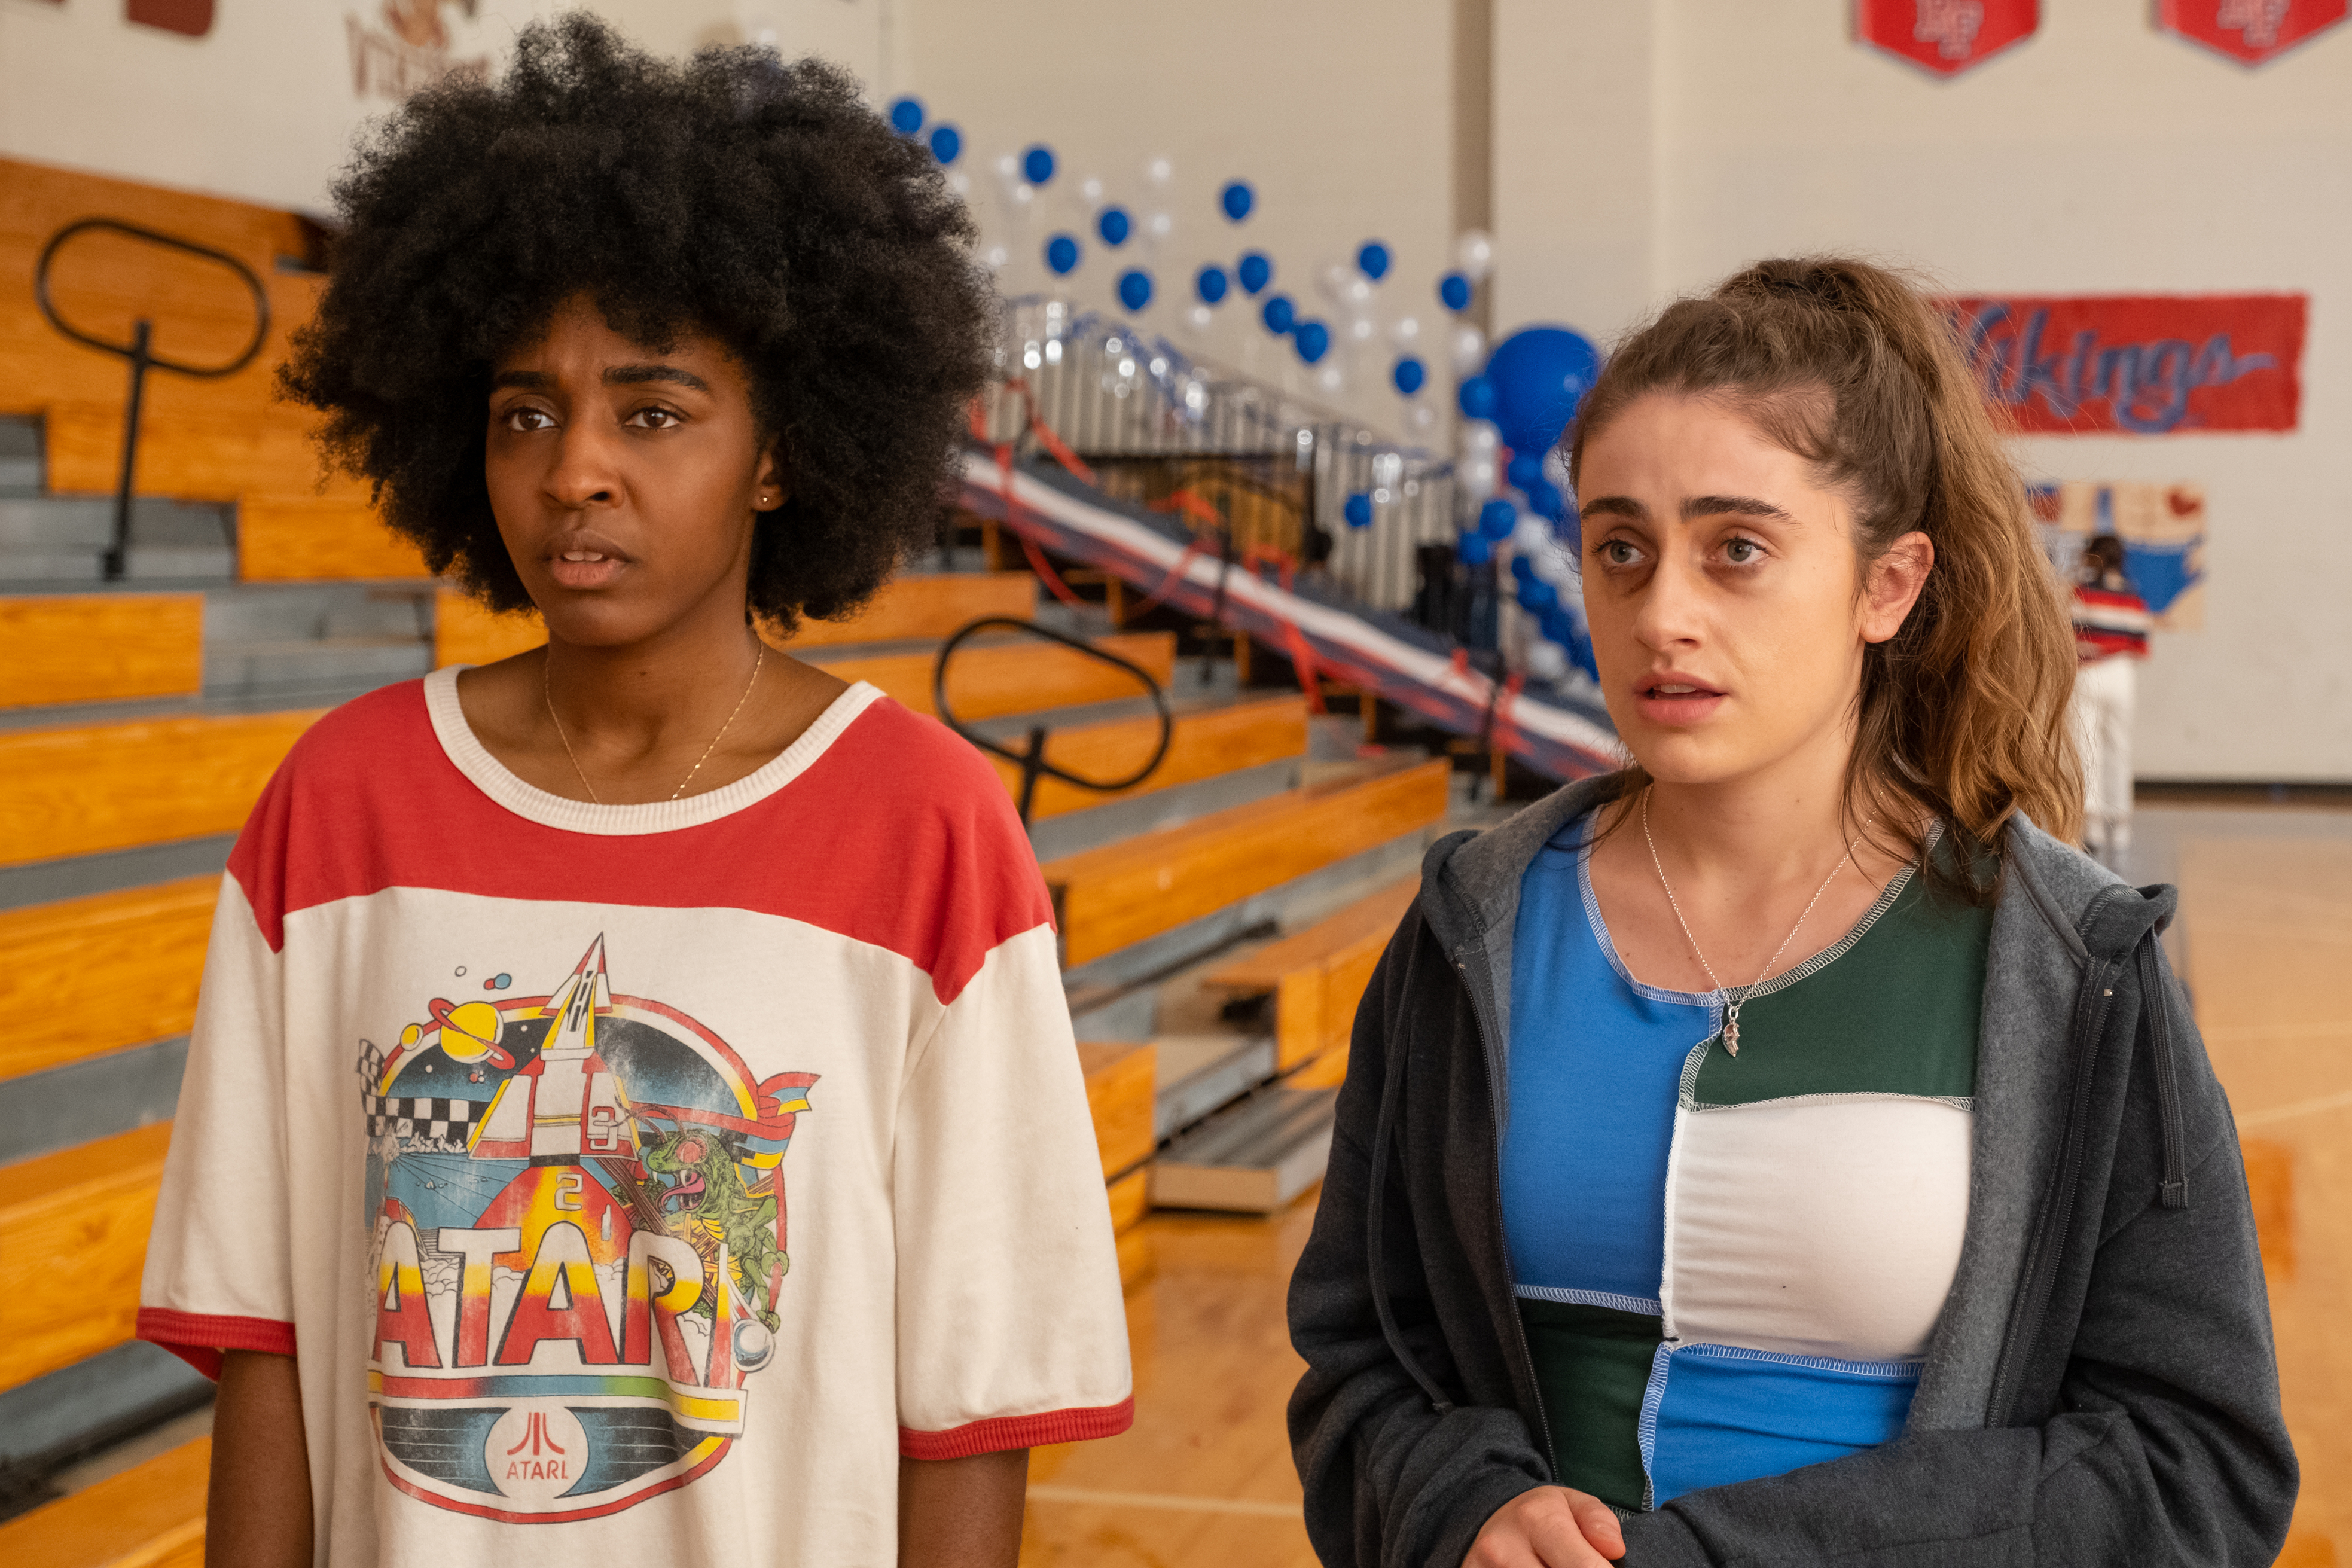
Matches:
[1502,816,1990,1510]
[138,667,1132,1563]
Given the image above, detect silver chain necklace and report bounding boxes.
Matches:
[542,641,765,806]
[1640,787,1861,1057]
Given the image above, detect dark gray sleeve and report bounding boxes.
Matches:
[1618,962,2298,1567]
[1286,919,1551,1567]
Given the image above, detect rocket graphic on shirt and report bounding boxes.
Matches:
[361,935,817,1523]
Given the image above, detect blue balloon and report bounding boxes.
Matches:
[1294,319,1331,364]
[1506,452,1545,492]
[1439,271,1472,312]
[1486,325,1604,457]
[928,124,962,165]
[1541,605,1575,643]
[1392,356,1427,396]
[1023,144,1056,185]
[1509,553,1537,584]
[1221,180,1255,222]
[1517,576,1559,612]
[1478,498,1518,540]
[1524,478,1567,523]
[889,96,924,136]
[1044,234,1081,277]
[1196,264,1230,305]
[1261,293,1296,334]
[1344,492,1374,529]
[1458,374,1497,420]
[1457,530,1495,566]
[1237,251,1273,295]
[1118,269,1154,312]
[1356,241,1391,281]
[1096,205,1131,247]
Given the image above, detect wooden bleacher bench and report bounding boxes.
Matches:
[0,711,319,867]
[0,1435,209,1567]
[1080,1042,1158,1289]
[806,629,1176,722]
[237,495,429,581]
[0,1122,173,1391]
[1041,758,1450,969]
[0,595,203,708]
[0,877,214,1082]
[1000,695,1308,820]
[1203,877,1420,1086]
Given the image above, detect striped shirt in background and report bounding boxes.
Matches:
[2073,578,2151,661]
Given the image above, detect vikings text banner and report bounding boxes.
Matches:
[1945,294,2306,435]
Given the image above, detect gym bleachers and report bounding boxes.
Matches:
[0,154,1463,1548]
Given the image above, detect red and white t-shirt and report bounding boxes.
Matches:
[139,668,1132,1564]
[2073,581,2151,662]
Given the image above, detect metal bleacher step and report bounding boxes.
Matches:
[0,493,236,582]
[0,417,41,491]
[1151,1084,1341,1214]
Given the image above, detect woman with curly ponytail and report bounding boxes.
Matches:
[1287,258,2293,1568]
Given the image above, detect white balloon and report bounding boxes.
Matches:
[1455,228,1495,282]
[981,244,1011,272]
[1530,545,1573,585]
[1316,364,1346,395]
[1450,323,1487,376]
[1390,314,1423,347]
[1346,315,1378,343]
[1186,303,1214,331]
[1460,418,1500,454]
[1511,514,1552,555]
[1146,157,1174,187]
[1457,454,1498,501]
[1408,402,1438,432]
[1079,176,1106,207]
[1342,276,1377,315]
[995,152,1020,182]
[1145,210,1175,245]
[1317,262,1350,303]
[947,170,971,198]
[1524,640,1569,682]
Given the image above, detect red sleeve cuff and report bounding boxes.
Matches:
[137,1307,297,1381]
[899,1395,1135,1460]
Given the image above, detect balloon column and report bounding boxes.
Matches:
[1453,309,1605,685]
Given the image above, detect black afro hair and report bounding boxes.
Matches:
[280,13,994,631]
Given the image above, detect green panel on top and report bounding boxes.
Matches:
[1688,857,1991,1110]
[1520,1298,1661,1514]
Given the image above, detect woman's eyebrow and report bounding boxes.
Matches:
[489,370,552,391]
[1579,495,1646,522]
[604,364,713,392]
[1683,493,1795,522]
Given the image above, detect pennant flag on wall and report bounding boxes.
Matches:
[2158,1,2348,66]
[1854,0,2040,77]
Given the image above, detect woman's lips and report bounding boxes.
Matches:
[546,547,627,591]
[1633,677,1726,727]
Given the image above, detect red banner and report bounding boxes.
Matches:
[1944,294,2306,434]
[2158,0,2348,66]
[1855,0,2039,76]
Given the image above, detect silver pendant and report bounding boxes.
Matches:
[1723,1017,1740,1057]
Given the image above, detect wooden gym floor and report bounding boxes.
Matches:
[1020,798,2352,1568]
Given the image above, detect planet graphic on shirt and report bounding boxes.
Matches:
[428,997,511,1067]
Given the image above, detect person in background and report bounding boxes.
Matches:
[2072,533,2150,872]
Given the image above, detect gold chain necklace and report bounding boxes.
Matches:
[1640,787,1860,1057]
[542,642,765,806]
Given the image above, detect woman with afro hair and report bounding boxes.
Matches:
[135,18,1134,1567]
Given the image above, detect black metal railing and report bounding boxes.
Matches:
[931,617,1174,826]
[35,218,270,579]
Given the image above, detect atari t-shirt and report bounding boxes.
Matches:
[138,667,1133,1563]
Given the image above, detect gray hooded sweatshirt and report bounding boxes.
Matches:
[1286,774,2296,1566]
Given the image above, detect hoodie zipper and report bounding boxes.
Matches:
[1985,955,2118,1425]
[1451,944,1556,1476]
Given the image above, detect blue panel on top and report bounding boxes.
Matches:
[1641,1343,1920,1505]
[1504,818,1716,1304]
